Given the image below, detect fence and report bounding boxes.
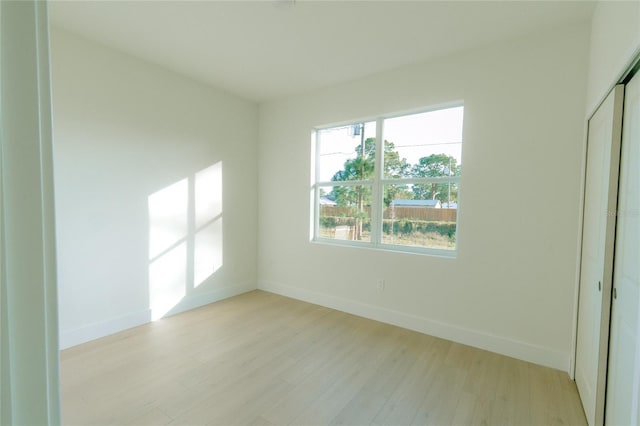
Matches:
[320,205,457,223]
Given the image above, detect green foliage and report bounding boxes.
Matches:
[331,137,377,182]
[410,154,460,203]
[330,138,414,207]
[329,134,459,207]
[330,137,375,208]
[381,219,456,240]
[383,144,410,179]
[331,185,370,207]
[319,216,371,232]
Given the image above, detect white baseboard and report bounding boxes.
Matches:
[59,309,151,350]
[162,282,256,319]
[59,282,256,349]
[258,280,569,373]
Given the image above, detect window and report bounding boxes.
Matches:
[312,105,464,255]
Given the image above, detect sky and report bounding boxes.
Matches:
[317,106,464,183]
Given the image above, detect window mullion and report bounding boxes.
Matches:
[372,117,385,246]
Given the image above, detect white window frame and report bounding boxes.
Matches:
[311,105,463,257]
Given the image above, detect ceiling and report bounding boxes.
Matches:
[49,1,596,103]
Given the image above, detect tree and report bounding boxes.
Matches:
[410,154,460,203]
[330,136,374,239]
[331,137,376,183]
[330,138,411,205]
[382,143,412,206]
[330,137,409,238]
[327,139,461,239]
[383,144,410,179]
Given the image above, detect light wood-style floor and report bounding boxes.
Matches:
[61,290,587,426]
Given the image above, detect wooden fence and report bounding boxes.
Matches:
[320,205,457,223]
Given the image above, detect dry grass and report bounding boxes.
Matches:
[319,227,455,249]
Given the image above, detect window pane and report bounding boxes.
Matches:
[318,121,376,182]
[382,183,458,249]
[383,107,463,179]
[318,185,372,242]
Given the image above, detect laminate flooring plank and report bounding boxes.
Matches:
[60,290,587,426]
[528,363,587,426]
[465,350,505,426]
[157,303,330,420]
[371,336,451,426]
[261,318,384,425]
[289,327,411,426]
[487,356,531,426]
[410,364,468,425]
[450,391,477,426]
[329,329,426,425]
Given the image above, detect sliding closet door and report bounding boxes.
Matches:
[605,71,640,426]
[575,85,624,426]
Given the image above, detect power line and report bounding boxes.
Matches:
[321,140,462,157]
[393,141,462,148]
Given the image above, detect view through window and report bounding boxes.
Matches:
[313,105,464,254]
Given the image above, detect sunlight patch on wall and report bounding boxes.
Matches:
[148,179,188,259]
[147,162,223,320]
[149,242,187,320]
[194,162,223,287]
[195,162,222,227]
[194,218,223,287]
[148,179,188,320]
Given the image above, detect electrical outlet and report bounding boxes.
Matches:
[376,279,385,291]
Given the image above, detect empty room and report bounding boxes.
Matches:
[1,0,640,425]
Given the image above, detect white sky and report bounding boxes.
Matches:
[317,106,464,182]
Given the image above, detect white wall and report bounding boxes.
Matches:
[51,29,259,349]
[586,0,640,114]
[258,23,590,371]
